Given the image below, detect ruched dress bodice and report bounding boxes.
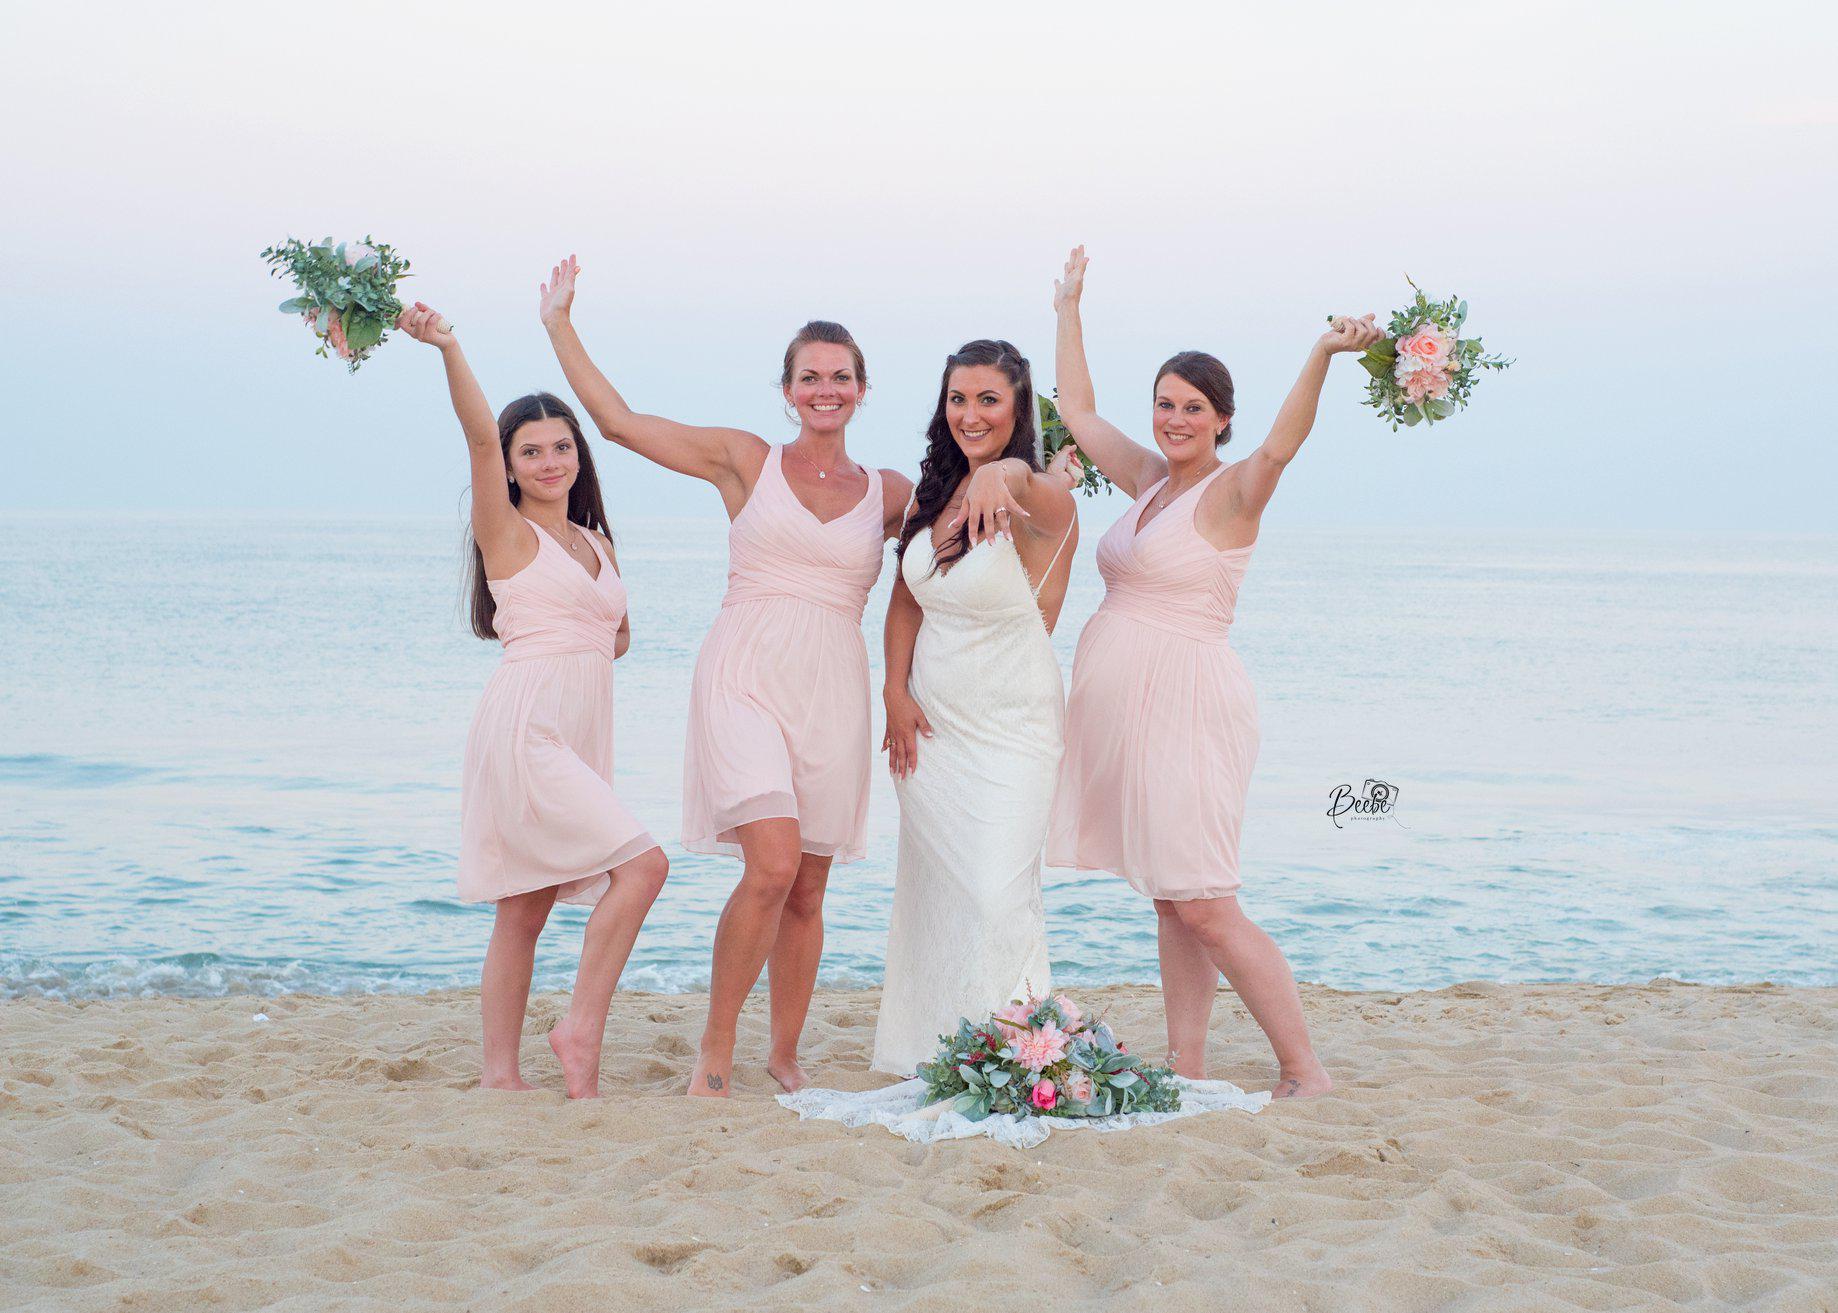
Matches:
[459,522,656,905]
[681,446,887,861]
[1047,466,1261,900]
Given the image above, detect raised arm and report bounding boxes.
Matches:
[539,256,767,506]
[881,571,933,779]
[1229,313,1383,521]
[1053,246,1166,499]
[398,302,527,565]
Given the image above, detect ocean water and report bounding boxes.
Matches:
[2,513,1834,1000]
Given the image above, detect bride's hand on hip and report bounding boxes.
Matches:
[882,688,934,780]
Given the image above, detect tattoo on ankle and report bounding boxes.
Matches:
[707,1073,724,1091]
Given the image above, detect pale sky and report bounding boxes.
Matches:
[3,1,1832,530]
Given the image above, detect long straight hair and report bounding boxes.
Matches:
[467,392,611,640]
[897,339,1040,574]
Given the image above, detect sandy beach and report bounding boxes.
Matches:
[3,982,1835,1311]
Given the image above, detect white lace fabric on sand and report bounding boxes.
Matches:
[779,1077,1268,1149]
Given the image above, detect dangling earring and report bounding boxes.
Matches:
[783,401,798,423]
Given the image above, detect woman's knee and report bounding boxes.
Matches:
[494,890,554,938]
[1172,893,1247,941]
[781,867,830,922]
[621,847,670,900]
[740,847,802,902]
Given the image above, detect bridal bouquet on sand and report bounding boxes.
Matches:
[778,994,1264,1148]
[261,235,432,372]
[1349,280,1513,429]
[917,993,1181,1120]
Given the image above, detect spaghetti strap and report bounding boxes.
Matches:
[1031,516,1077,599]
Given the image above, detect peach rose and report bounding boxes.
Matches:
[1062,1071,1095,1103]
[326,311,353,360]
[1397,325,1452,370]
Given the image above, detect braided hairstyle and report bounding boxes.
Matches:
[897,339,1040,574]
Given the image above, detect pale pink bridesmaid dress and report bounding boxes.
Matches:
[458,522,657,905]
[1046,465,1258,900]
[681,446,886,861]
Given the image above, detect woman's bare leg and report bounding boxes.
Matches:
[1155,899,1223,1080]
[1171,895,1330,1098]
[765,853,833,1092]
[688,817,804,1097]
[480,886,558,1090]
[548,848,671,1098]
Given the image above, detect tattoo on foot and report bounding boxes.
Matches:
[1275,1078,1301,1098]
[707,1074,724,1091]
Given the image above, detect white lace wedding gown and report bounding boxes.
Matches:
[783,524,1267,1143]
[869,527,1070,1076]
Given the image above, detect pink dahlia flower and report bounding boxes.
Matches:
[1010,1022,1070,1071]
[993,999,1036,1032]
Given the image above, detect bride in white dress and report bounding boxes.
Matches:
[873,339,1079,1076]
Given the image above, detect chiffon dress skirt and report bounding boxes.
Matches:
[1047,466,1260,901]
[681,446,886,862]
[871,529,1071,1076]
[459,524,658,906]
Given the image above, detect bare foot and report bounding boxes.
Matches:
[547,1017,603,1100]
[687,1037,733,1098]
[478,1074,538,1092]
[766,1055,808,1093]
[1270,1062,1333,1100]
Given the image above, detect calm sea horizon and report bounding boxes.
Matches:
[3,512,1834,1000]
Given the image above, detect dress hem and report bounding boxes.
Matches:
[1046,855,1241,902]
[460,833,663,907]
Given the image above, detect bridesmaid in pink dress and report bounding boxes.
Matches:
[398,304,670,1100]
[537,257,912,1097]
[1040,249,1383,1099]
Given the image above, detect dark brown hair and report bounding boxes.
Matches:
[1155,351,1236,446]
[780,320,868,390]
[897,339,1039,574]
[467,392,611,640]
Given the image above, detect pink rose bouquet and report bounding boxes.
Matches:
[1343,279,1513,429]
[260,235,434,373]
[914,993,1182,1122]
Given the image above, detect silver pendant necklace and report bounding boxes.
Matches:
[790,443,852,481]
